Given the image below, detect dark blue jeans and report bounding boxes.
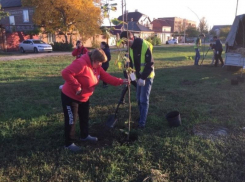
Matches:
[194,48,200,65]
[136,78,153,127]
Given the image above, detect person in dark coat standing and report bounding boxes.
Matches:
[100,42,111,88]
[213,36,224,67]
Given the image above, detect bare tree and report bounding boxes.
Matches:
[198,17,209,34]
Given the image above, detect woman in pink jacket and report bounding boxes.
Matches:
[61,48,128,152]
[72,40,89,58]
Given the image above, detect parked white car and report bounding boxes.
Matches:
[166,39,178,44]
[19,39,53,53]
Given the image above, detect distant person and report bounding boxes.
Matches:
[59,40,88,90]
[100,42,111,88]
[61,48,129,152]
[194,34,205,65]
[209,43,216,65]
[72,40,88,59]
[213,36,224,67]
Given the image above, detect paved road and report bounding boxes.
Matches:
[0,52,72,61]
[0,48,126,61]
[0,45,204,61]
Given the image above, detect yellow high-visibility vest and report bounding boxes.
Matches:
[194,37,202,49]
[129,40,155,78]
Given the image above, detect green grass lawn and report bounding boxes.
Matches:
[1,45,245,181]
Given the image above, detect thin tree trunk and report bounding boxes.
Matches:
[127,78,131,140]
[64,33,68,44]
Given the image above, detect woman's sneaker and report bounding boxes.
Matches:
[80,135,98,142]
[65,143,82,152]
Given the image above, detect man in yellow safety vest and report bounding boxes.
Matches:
[120,31,155,129]
[194,33,205,65]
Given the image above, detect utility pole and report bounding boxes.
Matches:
[122,0,124,24]
[183,19,186,44]
[235,0,239,17]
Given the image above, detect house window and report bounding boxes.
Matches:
[48,33,56,44]
[23,10,29,22]
[9,16,15,25]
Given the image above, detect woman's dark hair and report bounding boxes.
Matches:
[76,40,81,46]
[101,41,109,48]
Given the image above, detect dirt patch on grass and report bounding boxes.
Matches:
[193,123,229,141]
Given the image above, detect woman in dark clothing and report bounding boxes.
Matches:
[100,42,111,88]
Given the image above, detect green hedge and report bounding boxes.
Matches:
[52,42,73,51]
[146,36,161,46]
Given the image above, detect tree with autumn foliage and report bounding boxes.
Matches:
[0,5,9,20]
[22,0,102,43]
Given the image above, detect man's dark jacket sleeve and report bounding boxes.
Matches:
[141,48,154,80]
[215,40,223,51]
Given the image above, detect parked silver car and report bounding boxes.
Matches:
[19,39,53,53]
[166,39,178,44]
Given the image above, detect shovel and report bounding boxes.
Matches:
[106,85,129,128]
[200,48,210,65]
[106,102,120,128]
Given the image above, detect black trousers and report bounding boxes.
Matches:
[61,92,89,146]
[214,51,224,66]
[102,62,109,86]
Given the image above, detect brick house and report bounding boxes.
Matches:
[0,0,39,51]
[115,10,154,39]
[157,17,196,33]
[151,17,196,43]
[149,19,172,44]
[0,0,107,51]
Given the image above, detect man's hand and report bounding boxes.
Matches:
[76,89,82,95]
[123,79,130,85]
[137,78,145,86]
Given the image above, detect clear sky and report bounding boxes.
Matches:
[103,0,245,29]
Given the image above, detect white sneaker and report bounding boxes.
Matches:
[65,143,82,152]
[59,85,63,90]
[80,135,98,142]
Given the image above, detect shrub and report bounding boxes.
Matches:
[52,42,73,51]
[146,36,161,46]
[146,37,153,44]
